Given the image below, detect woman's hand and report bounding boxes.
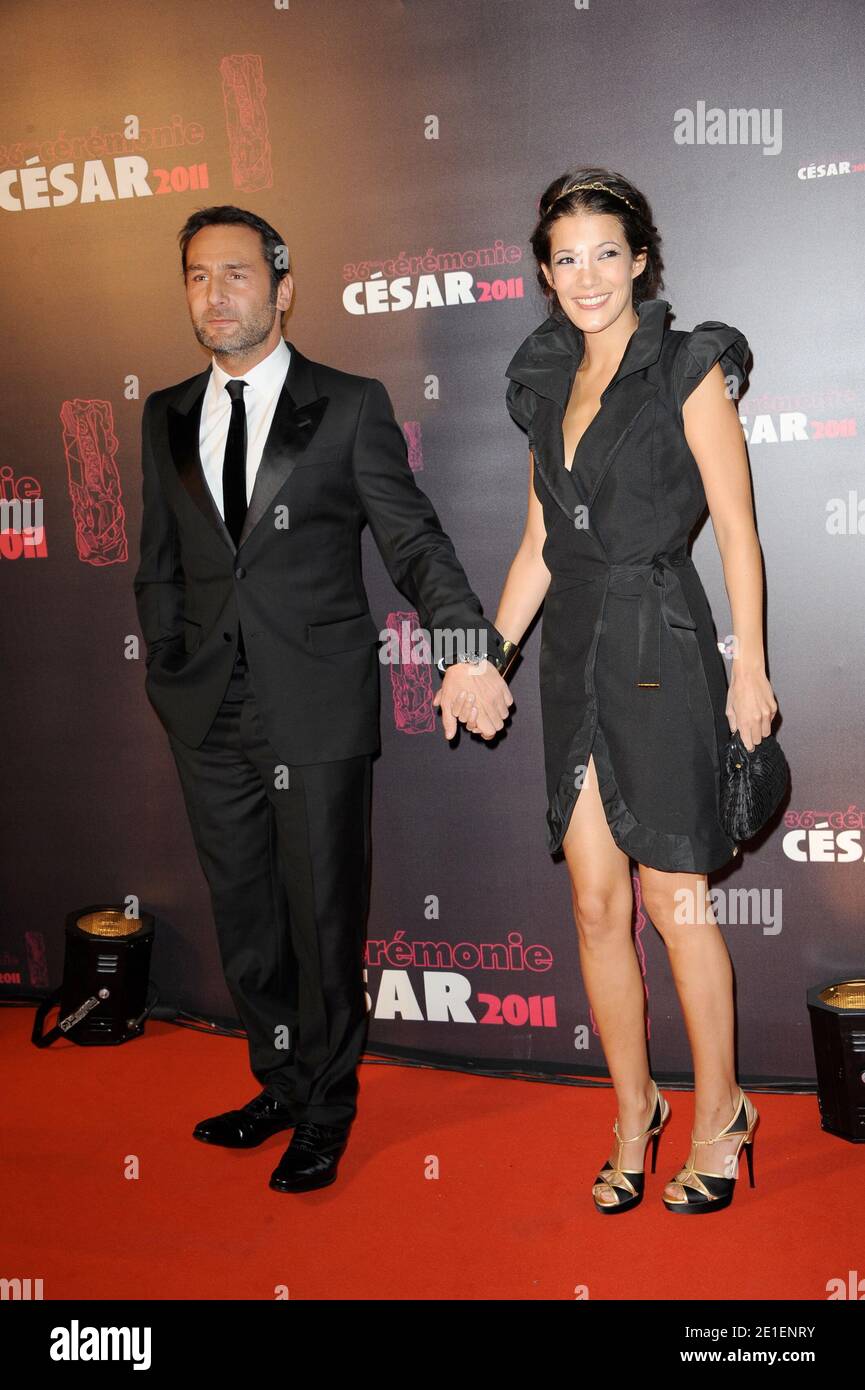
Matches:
[432,660,513,740]
[726,667,778,751]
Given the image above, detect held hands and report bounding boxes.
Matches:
[726,667,778,751]
[432,660,514,741]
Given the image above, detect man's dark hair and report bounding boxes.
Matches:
[178,205,290,298]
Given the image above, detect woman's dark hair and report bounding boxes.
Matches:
[177,205,290,298]
[530,167,664,317]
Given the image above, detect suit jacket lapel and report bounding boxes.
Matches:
[239,347,328,547]
[166,341,329,555]
[167,373,234,551]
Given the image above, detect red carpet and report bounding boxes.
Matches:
[2,1007,861,1301]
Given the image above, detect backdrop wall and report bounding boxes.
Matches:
[3,0,863,1082]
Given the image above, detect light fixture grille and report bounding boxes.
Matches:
[76,909,141,939]
[818,980,865,1011]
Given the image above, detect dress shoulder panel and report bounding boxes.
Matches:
[669,321,749,422]
[505,376,537,435]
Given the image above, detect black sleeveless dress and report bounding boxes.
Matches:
[504,298,749,874]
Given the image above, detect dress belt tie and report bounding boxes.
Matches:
[607,548,695,689]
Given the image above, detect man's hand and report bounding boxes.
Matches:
[432,660,514,740]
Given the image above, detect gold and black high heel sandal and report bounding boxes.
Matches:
[661,1088,758,1214]
[592,1080,671,1215]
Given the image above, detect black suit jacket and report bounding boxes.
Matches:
[133,340,504,763]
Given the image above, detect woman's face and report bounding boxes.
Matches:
[541,210,647,334]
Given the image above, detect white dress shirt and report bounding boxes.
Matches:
[199,337,291,516]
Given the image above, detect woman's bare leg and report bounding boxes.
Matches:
[562,754,660,1203]
[637,865,744,1199]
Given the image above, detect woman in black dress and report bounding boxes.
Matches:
[467,168,777,1213]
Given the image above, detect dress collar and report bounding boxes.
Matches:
[505,297,670,410]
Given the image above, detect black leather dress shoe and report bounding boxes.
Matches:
[193,1091,300,1148]
[269,1120,351,1192]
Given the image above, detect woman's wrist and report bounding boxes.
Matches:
[729,635,766,674]
[730,656,766,677]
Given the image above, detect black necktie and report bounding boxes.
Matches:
[222,379,248,547]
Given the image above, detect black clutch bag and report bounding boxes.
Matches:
[720,729,789,842]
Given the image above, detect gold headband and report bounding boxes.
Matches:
[551,180,637,212]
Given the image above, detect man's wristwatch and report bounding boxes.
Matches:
[436,649,484,674]
[437,637,520,678]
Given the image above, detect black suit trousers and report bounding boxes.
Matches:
[166,650,372,1126]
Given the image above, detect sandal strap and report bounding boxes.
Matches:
[668,1174,732,1205]
[594,1166,639,1200]
[669,1164,732,1200]
[595,1081,669,1206]
[689,1089,753,1145]
[666,1092,758,1202]
[612,1080,664,1145]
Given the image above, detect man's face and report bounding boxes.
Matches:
[184,223,293,359]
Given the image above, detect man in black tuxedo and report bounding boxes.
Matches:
[133,205,515,1192]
